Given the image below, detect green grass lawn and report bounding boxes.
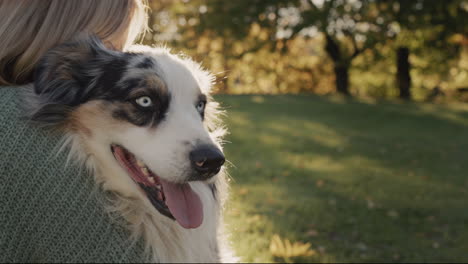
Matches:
[215,94,468,263]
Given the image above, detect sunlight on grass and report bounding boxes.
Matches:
[267,121,346,149]
[286,154,344,173]
[415,103,468,126]
[217,95,468,263]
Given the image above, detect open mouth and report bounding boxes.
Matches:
[111,144,203,229]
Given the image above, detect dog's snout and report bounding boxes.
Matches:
[189,145,225,180]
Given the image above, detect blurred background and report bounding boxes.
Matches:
[143,0,467,262]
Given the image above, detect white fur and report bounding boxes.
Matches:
[27,46,236,262]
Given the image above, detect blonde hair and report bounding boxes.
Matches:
[0,0,148,85]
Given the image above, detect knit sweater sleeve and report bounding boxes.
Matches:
[0,86,147,263]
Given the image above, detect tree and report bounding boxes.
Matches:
[396,46,410,99]
[376,0,467,99]
[143,0,467,97]
[191,0,394,95]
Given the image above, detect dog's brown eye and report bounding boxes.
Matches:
[135,96,153,107]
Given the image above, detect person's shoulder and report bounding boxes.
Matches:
[0,83,77,177]
[0,84,31,117]
[0,83,38,141]
[0,84,147,262]
[0,83,73,195]
[0,83,69,184]
[0,84,30,95]
[0,85,23,108]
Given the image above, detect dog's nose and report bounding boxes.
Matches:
[189,145,225,179]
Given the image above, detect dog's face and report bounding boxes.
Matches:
[30,37,225,229]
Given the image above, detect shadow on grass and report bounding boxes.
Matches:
[217,94,468,263]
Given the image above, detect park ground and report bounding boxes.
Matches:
[216,94,468,263]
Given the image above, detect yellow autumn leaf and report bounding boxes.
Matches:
[269,234,316,263]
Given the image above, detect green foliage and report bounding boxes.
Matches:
[219,94,468,262]
[142,0,468,98]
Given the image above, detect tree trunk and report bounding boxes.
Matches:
[325,34,350,95]
[334,64,350,95]
[397,46,411,99]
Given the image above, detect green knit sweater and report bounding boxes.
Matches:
[0,86,147,263]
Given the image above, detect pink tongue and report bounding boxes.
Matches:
[160,179,203,229]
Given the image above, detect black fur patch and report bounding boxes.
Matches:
[30,104,72,125]
[111,84,171,127]
[31,35,171,128]
[94,57,129,92]
[119,78,141,91]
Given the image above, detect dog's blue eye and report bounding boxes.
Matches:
[196,101,205,113]
[135,96,152,107]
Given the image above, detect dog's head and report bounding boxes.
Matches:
[28,36,225,229]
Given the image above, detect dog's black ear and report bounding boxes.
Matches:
[29,35,109,125]
[34,35,107,105]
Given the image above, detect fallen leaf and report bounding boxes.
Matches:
[238,188,249,195]
[270,234,316,262]
[276,209,285,215]
[306,229,319,237]
[356,242,367,251]
[366,199,375,209]
[318,246,326,254]
[387,210,399,218]
[247,214,262,223]
[251,96,265,103]
[227,208,241,217]
[316,179,325,187]
[415,232,425,238]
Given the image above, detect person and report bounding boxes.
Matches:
[0,1,150,262]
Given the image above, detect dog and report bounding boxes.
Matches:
[22,36,235,263]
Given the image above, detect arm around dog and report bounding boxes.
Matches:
[0,86,148,262]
